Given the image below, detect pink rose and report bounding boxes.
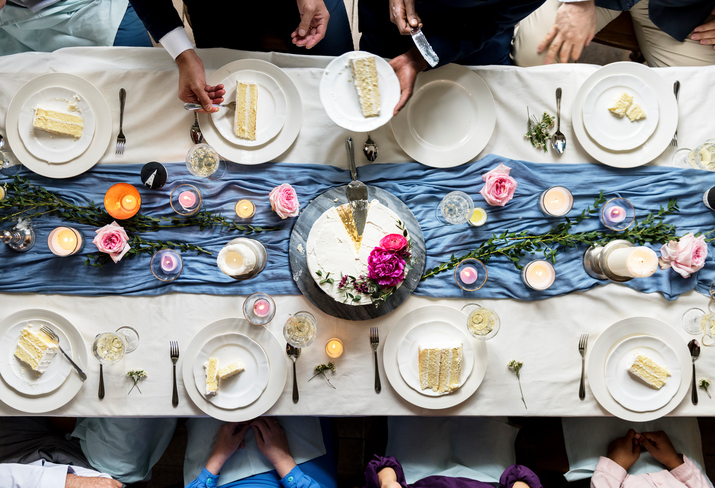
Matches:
[479,163,518,206]
[269,183,300,219]
[379,234,408,253]
[659,233,708,278]
[93,221,131,263]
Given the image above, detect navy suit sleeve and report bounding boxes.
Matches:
[128,0,184,42]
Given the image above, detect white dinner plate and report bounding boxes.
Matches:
[211,70,287,147]
[391,64,496,167]
[0,309,87,414]
[572,62,677,168]
[582,75,659,151]
[6,73,112,178]
[17,86,96,163]
[319,51,400,132]
[192,332,270,409]
[383,305,487,409]
[397,321,475,397]
[183,318,287,422]
[201,59,302,165]
[0,320,73,396]
[605,336,681,412]
[587,317,691,422]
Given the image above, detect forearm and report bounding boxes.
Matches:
[591,457,627,488]
[671,455,709,488]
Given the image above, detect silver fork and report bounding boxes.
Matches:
[40,325,87,381]
[670,81,680,149]
[115,88,126,155]
[170,341,179,407]
[578,334,588,400]
[370,327,381,394]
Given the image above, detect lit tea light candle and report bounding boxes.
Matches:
[121,194,138,212]
[253,299,271,317]
[522,260,556,290]
[606,246,658,278]
[48,226,83,256]
[217,243,257,277]
[160,252,179,273]
[325,338,344,358]
[605,205,626,223]
[179,191,197,210]
[540,187,573,217]
[468,207,487,227]
[104,183,141,219]
[459,266,478,285]
[235,199,256,219]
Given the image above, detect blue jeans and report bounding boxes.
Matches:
[114,3,152,47]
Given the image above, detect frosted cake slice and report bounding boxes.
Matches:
[418,343,463,394]
[234,81,258,140]
[33,108,83,139]
[218,360,245,380]
[628,354,670,389]
[14,326,59,374]
[607,92,634,117]
[204,357,219,396]
[350,53,380,117]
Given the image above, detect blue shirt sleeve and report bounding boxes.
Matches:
[280,466,320,488]
[185,467,221,488]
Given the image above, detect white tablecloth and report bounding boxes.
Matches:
[0,47,712,417]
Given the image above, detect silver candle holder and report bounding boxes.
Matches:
[1,223,35,252]
[583,239,635,283]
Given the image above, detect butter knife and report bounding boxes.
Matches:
[345,137,368,239]
[411,27,439,68]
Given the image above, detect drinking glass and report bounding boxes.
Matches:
[462,303,500,340]
[92,332,126,366]
[439,191,474,225]
[283,311,317,348]
[116,326,140,353]
[681,307,707,335]
[186,143,226,180]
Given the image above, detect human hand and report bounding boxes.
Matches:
[292,0,329,49]
[377,467,401,488]
[205,422,251,475]
[251,418,296,478]
[389,0,422,35]
[691,8,715,50]
[538,1,597,64]
[637,431,684,470]
[606,429,641,471]
[388,47,429,116]
[175,50,224,113]
[65,474,122,488]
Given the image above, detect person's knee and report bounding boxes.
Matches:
[511,25,549,67]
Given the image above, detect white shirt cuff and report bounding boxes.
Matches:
[158,27,194,60]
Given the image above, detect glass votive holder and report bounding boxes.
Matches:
[462,303,500,340]
[539,186,573,217]
[116,326,140,353]
[150,249,183,282]
[47,226,84,256]
[243,292,276,326]
[186,143,226,180]
[454,258,488,292]
[439,191,474,225]
[325,338,344,358]
[170,184,202,217]
[284,311,317,348]
[522,259,556,291]
[235,199,256,219]
[104,183,141,220]
[600,198,635,231]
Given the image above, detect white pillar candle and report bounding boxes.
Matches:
[607,246,658,278]
[217,243,257,277]
[522,260,556,290]
[540,187,573,216]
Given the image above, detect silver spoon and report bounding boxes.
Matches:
[689,339,700,405]
[363,133,378,162]
[551,87,566,154]
[190,113,203,144]
[286,344,301,404]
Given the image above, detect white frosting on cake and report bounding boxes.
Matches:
[306,200,406,305]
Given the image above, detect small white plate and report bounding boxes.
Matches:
[397,321,475,396]
[17,86,95,163]
[193,333,269,410]
[583,75,659,151]
[605,336,680,412]
[211,70,287,147]
[0,319,72,396]
[319,51,400,132]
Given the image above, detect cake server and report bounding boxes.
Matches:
[410,27,439,68]
[346,137,368,239]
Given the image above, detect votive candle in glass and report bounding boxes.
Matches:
[150,249,183,282]
[253,299,271,317]
[606,246,658,278]
[460,266,478,284]
[325,338,344,358]
[160,251,179,273]
[170,184,202,217]
[104,183,141,220]
[47,226,83,256]
[242,292,276,325]
[539,186,573,217]
[600,198,635,231]
[179,190,197,210]
[522,260,556,290]
[235,199,256,219]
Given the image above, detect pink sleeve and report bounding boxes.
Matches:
[591,457,628,488]
[669,456,710,488]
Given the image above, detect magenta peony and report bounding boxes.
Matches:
[659,233,708,278]
[379,234,408,253]
[269,183,300,219]
[479,163,518,206]
[367,247,406,288]
[93,221,131,263]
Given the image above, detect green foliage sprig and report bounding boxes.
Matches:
[423,192,687,281]
[508,360,527,409]
[310,362,336,389]
[525,110,555,152]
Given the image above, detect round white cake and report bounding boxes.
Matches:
[306,200,408,306]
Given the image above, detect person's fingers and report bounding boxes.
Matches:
[305,22,327,48]
[251,424,266,447]
[559,40,573,63]
[544,32,564,64]
[393,8,410,34]
[693,19,715,35]
[537,25,558,54]
[404,0,421,29]
[296,4,317,38]
[393,84,412,116]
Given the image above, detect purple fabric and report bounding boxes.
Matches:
[363,456,542,488]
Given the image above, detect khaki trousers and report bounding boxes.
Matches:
[512,0,715,67]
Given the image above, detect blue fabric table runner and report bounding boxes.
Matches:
[1,154,714,301]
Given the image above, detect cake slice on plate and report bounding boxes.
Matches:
[418,343,463,394]
[14,326,59,374]
[234,81,258,140]
[218,359,245,380]
[350,53,380,118]
[33,108,83,139]
[204,357,219,396]
[628,354,670,389]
